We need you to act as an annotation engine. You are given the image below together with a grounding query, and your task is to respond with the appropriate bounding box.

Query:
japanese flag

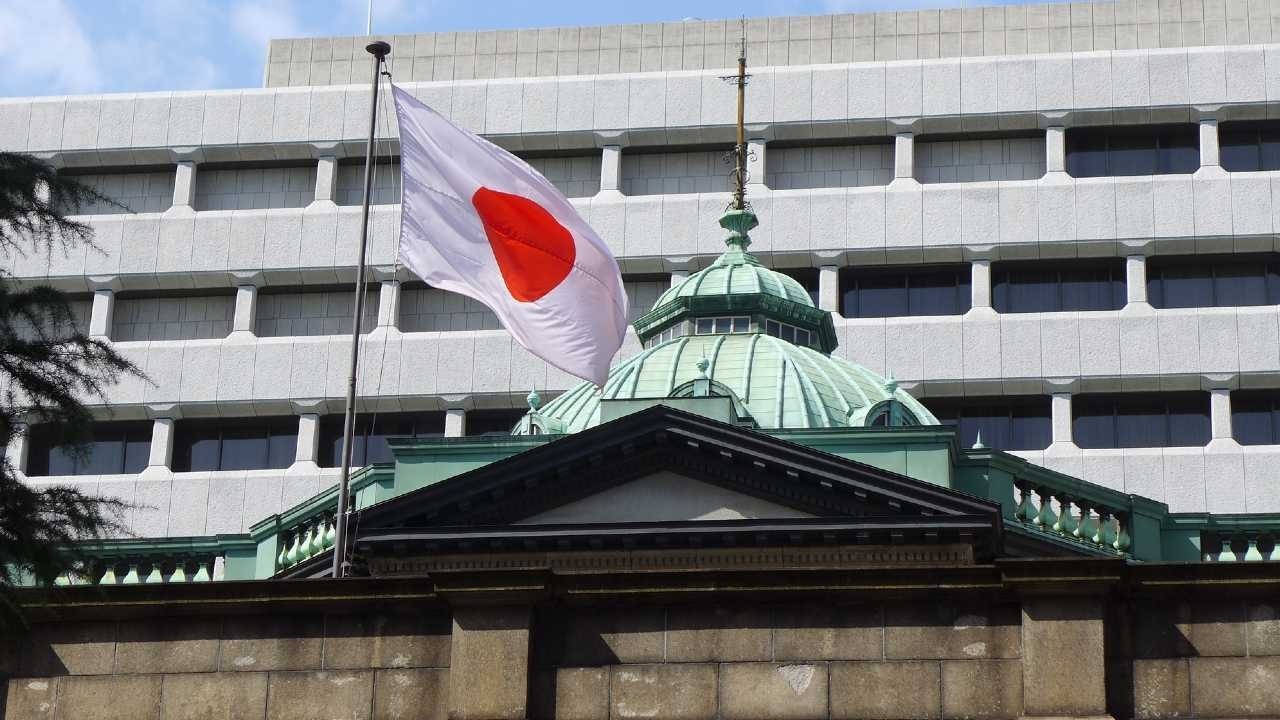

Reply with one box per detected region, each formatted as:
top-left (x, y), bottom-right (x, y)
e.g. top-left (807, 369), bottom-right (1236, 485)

top-left (392, 86), bottom-right (628, 386)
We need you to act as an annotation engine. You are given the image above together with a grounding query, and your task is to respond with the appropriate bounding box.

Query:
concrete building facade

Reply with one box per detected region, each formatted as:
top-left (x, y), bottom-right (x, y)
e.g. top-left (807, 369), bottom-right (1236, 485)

top-left (4, 0), bottom-right (1280, 535)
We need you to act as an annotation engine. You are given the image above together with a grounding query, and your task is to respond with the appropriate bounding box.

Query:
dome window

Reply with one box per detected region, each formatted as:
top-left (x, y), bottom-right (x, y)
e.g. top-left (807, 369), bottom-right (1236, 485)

top-left (645, 323), bottom-right (687, 348)
top-left (695, 316), bottom-right (750, 335)
top-left (866, 400), bottom-right (921, 427)
top-left (764, 319), bottom-right (813, 347)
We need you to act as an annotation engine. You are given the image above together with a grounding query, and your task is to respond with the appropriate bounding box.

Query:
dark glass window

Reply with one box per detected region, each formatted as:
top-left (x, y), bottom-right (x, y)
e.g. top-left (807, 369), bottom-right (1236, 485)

top-left (1072, 393), bottom-right (1210, 449)
top-left (840, 266), bottom-right (971, 318)
top-left (777, 268), bottom-right (820, 306)
top-left (173, 417), bottom-right (299, 472)
top-left (1147, 255), bottom-right (1280, 309)
top-left (1065, 125), bottom-right (1199, 177)
top-left (27, 422), bottom-right (151, 476)
top-left (465, 409), bottom-right (526, 437)
top-left (1231, 390), bottom-right (1280, 445)
top-left (992, 260), bottom-right (1126, 313)
top-left (318, 412), bottom-right (445, 467)
top-left (1219, 122), bottom-right (1280, 172)
top-left (923, 396), bottom-right (1052, 451)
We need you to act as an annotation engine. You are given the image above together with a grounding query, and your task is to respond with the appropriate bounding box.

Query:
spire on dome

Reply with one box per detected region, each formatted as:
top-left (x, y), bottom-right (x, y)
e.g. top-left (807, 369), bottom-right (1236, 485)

top-left (720, 19), bottom-right (757, 252)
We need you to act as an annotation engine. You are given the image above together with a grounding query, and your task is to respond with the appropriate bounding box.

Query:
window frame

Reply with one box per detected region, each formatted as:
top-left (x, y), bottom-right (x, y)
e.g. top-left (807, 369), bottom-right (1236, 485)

top-left (991, 259), bottom-right (1127, 314)
top-left (1146, 254), bottom-right (1280, 309)
top-left (26, 421), bottom-right (152, 477)
top-left (839, 265), bottom-right (972, 318)
top-left (1218, 121), bottom-right (1280, 173)
top-left (172, 417), bottom-right (300, 472)
top-left (1230, 390), bottom-right (1280, 446)
top-left (1071, 392), bottom-right (1211, 449)
top-left (922, 396), bottom-right (1053, 451)
top-left (318, 412), bottom-right (446, 468)
top-left (1064, 124), bottom-right (1200, 178)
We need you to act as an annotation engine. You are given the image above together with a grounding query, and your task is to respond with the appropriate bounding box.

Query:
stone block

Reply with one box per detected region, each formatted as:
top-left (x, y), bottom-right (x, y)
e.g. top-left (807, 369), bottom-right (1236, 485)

top-left (160, 672), bottom-right (268, 720)
top-left (219, 615), bottom-right (324, 672)
top-left (829, 661), bottom-right (941, 719)
top-left (448, 606), bottom-right (530, 720)
top-left (373, 668), bottom-right (448, 720)
top-left (58, 674), bottom-right (162, 720)
top-left (1132, 659), bottom-right (1190, 719)
top-left (719, 663), bottom-right (828, 720)
top-left (884, 601), bottom-right (1019, 660)
top-left (609, 664), bottom-right (717, 720)
top-left (774, 603), bottom-right (882, 661)
top-left (265, 671), bottom-right (374, 720)
top-left (20, 621), bottom-right (117, 676)
top-left (940, 660), bottom-right (1022, 719)
top-left (1248, 601), bottom-right (1280, 655)
top-left (534, 667), bottom-right (607, 720)
top-left (1189, 656), bottom-right (1280, 716)
top-left (1186, 598), bottom-right (1247, 656)
top-left (324, 611), bottom-right (451, 669)
top-left (114, 618), bottom-right (221, 674)
top-left (666, 606), bottom-right (772, 662)
top-left (1021, 597), bottom-right (1106, 717)
top-left (547, 606), bottom-right (664, 666)
top-left (5, 678), bottom-right (58, 719)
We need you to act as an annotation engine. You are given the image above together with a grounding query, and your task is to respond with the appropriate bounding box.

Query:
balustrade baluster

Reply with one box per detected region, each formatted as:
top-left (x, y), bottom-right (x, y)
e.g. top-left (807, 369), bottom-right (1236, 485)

top-left (1219, 535), bottom-right (1238, 562)
top-left (1245, 534), bottom-right (1265, 562)
top-left (1015, 482), bottom-right (1036, 524)
top-left (169, 560), bottom-right (188, 583)
top-left (1076, 505), bottom-right (1094, 542)
top-left (276, 536), bottom-right (290, 570)
top-left (99, 563), bottom-right (118, 585)
top-left (193, 560), bottom-right (211, 582)
top-left (323, 515), bottom-right (336, 549)
top-left (1034, 488), bottom-right (1056, 528)
top-left (1095, 512), bottom-right (1113, 547)
top-left (144, 560), bottom-right (164, 584)
top-left (1053, 496), bottom-right (1076, 536)
top-left (1113, 514), bottom-right (1132, 553)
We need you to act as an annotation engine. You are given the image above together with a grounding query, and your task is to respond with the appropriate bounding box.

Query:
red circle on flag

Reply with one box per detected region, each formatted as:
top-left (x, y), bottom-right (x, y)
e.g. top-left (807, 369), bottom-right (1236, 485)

top-left (471, 187), bottom-right (577, 303)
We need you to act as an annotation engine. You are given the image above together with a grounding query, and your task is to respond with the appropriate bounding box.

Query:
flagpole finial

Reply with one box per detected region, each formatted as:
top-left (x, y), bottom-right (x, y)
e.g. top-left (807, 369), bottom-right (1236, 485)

top-left (366, 40), bottom-right (391, 58)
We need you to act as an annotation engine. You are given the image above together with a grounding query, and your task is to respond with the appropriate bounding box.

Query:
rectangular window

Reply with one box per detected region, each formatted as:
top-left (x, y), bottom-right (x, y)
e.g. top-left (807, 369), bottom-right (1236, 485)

top-left (1219, 122), bottom-right (1280, 172)
top-left (1231, 390), bottom-right (1280, 445)
top-left (1147, 255), bottom-right (1280, 309)
top-left (923, 396), bottom-right (1052, 451)
top-left (992, 260), bottom-right (1126, 313)
top-left (1072, 393), bottom-right (1210, 449)
top-left (318, 412), bottom-right (445, 467)
top-left (465, 409), bottom-right (527, 437)
top-left (1065, 125), bottom-right (1199, 178)
top-left (840, 266), bottom-right (971, 318)
top-left (173, 418), bottom-right (299, 472)
top-left (26, 422), bottom-right (152, 476)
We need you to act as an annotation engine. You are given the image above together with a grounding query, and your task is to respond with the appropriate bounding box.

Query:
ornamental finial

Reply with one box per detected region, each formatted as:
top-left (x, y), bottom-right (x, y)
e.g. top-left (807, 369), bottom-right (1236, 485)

top-left (719, 18), bottom-right (757, 252)
top-left (696, 357), bottom-right (710, 377)
top-left (972, 430), bottom-right (986, 450)
top-left (884, 373), bottom-right (899, 395)
top-left (527, 389), bottom-right (542, 411)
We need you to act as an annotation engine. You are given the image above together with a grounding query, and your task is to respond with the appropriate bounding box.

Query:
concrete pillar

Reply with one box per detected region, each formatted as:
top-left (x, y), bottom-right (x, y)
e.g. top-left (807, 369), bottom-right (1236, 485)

top-left (971, 259), bottom-right (993, 309)
top-left (894, 132), bottom-right (914, 179)
top-left (7, 422), bottom-right (29, 475)
top-left (600, 145), bottom-right (623, 193)
top-left (445, 408), bottom-right (467, 438)
top-left (1045, 126), bottom-right (1066, 174)
top-left (448, 606), bottom-right (532, 720)
top-left (1210, 387), bottom-right (1233, 440)
top-left (295, 413), bottom-right (321, 465)
top-left (818, 264), bottom-right (840, 313)
top-left (173, 160), bottom-right (197, 208)
top-left (1021, 597), bottom-right (1107, 717)
top-left (1051, 392), bottom-right (1073, 445)
top-left (377, 279), bottom-right (401, 329)
top-left (313, 155), bottom-right (339, 204)
top-left (1199, 118), bottom-right (1220, 168)
top-left (1126, 255), bottom-right (1149, 306)
top-left (746, 137), bottom-right (767, 187)
top-left (232, 283), bottom-right (259, 334)
top-left (147, 417), bottom-right (175, 469)
top-left (89, 289), bottom-right (114, 339)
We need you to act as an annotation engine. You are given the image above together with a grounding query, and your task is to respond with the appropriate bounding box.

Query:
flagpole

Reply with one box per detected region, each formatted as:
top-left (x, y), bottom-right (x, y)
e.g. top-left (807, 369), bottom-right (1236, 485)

top-left (333, 39), bottom-right (391, 579)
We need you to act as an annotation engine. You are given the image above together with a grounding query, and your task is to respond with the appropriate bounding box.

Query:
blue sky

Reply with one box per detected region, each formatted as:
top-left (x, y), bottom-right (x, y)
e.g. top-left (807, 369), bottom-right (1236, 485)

top-left (0, 0), bottom-right (1032, 98)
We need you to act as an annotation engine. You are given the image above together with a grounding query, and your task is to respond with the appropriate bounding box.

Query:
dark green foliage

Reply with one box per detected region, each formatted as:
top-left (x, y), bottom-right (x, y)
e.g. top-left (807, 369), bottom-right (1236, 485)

top-left (0, 152), bottom-right (141, 630)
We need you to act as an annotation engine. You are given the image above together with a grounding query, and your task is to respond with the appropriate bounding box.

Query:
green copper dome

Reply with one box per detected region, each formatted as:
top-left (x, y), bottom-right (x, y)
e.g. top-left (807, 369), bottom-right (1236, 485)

top-left (512, 206), bottom-right (939, 436)
top-left (518, 333), bottom-right (938, 434)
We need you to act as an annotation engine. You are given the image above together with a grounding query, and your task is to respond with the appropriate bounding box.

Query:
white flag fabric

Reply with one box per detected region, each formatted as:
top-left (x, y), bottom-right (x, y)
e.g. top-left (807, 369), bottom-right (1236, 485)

top-left (391, 86), bottom-right (628, 386)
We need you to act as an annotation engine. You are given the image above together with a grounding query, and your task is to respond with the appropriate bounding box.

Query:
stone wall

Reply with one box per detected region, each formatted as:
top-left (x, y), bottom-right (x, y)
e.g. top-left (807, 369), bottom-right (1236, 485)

top-left (532, 600), bottom-right (1025, 720)
top-left (1128, 596), bottom-right (1280, 718)
top-left (2, 606), bottom-right (451, 720)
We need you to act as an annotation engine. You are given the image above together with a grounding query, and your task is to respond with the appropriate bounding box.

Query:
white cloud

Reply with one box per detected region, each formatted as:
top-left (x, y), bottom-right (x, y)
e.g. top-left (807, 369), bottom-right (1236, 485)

top-left (232, 0), bottom-right (305, 49)
top-left (0, 0), bottom-right (100, 95)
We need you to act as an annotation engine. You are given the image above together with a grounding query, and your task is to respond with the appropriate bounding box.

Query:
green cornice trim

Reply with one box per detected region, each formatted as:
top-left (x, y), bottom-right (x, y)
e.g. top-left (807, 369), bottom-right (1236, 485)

top-left (633, 293), bottom-right (838, 352)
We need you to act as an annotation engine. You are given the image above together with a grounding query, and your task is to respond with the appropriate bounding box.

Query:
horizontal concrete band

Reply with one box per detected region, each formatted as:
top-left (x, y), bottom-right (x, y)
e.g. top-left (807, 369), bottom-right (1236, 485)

top-left (10, 172), bottom-right (1280, 288)
top-left (4, 45), bottom-right (1280, 158)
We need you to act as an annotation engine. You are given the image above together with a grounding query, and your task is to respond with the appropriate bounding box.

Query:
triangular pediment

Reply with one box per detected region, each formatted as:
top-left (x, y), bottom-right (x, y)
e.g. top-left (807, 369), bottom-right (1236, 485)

top-left (515, 470), bottom-right (815, 525)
